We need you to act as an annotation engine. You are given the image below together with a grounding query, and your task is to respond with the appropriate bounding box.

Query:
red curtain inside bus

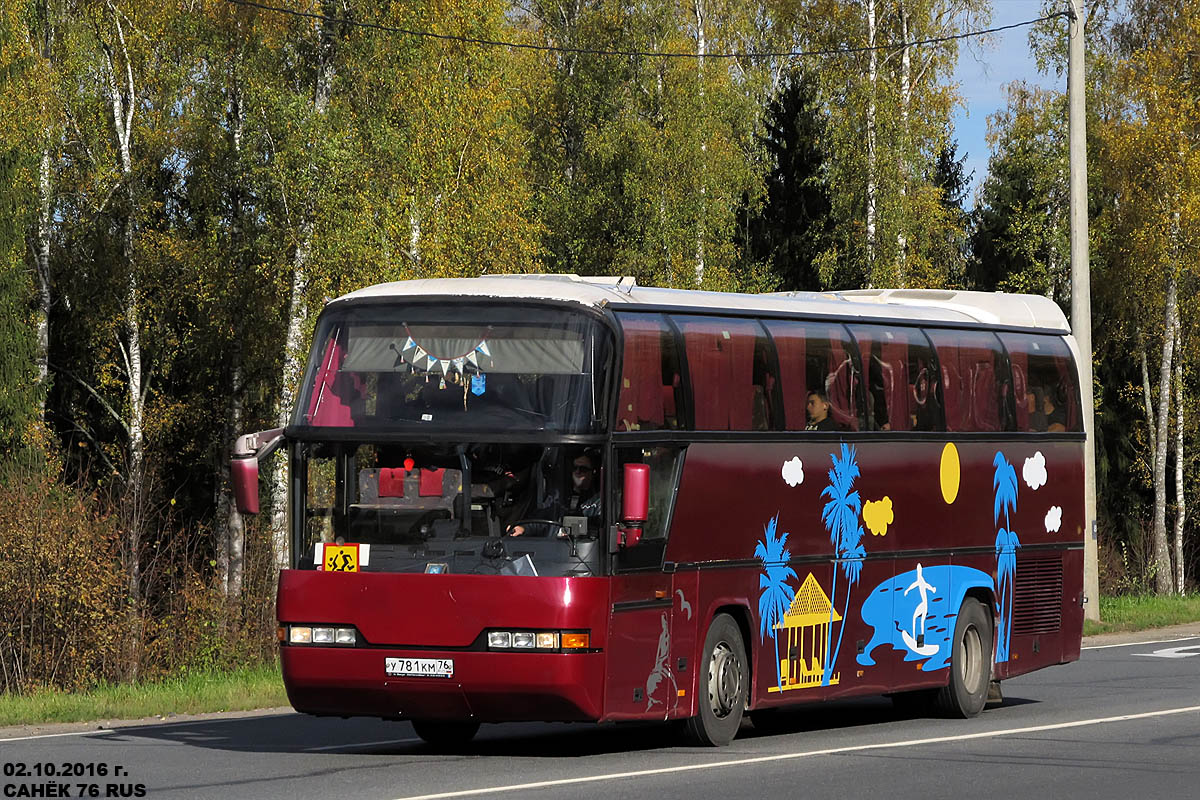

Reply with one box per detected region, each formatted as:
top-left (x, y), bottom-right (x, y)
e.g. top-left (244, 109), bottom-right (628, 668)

top-left (927, 330), bottom-right (1004, 432)
top-left (616, 314), bottom-right (679, 432)
top-left (676, 318), bottom-right (761, 430)
top-left (305, 334), bottom-right (362, 427)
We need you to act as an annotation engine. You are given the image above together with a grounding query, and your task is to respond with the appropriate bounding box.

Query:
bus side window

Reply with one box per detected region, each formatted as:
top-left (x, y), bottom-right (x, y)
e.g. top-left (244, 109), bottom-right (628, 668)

top-left (926, 329), bottom-right (1008, 433)
top-left (675, 316), bottom-right (774, 431)
top-left (997, 333), bottom-right (1081, 432)
top-left (763, 320), bottom-right (859, 431)
top-left (615, 314), bottom-right (682, 432)
top-left (850, 325), bottom-right (942, 431)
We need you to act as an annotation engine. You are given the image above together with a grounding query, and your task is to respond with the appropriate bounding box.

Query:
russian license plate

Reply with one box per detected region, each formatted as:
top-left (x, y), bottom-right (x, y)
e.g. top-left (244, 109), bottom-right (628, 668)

top-left (385, 657), bottom-right (454, 678)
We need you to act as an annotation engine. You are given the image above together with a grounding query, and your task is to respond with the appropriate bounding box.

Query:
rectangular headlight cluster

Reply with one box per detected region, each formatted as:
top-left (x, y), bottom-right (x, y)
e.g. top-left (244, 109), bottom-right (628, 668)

top-left (283, 625), bottom-right (357, 646)
top-left (486, 630), bottom-right (589, 651)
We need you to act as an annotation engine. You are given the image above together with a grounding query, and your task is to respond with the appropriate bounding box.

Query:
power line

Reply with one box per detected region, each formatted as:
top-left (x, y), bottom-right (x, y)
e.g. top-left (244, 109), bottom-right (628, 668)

top-left (223, 0), bottom-right (1071, 61)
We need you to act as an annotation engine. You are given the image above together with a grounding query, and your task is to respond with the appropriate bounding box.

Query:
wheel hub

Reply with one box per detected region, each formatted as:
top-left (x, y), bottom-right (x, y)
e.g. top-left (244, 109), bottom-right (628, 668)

top-left (707, 641), bottom-right (742, 719)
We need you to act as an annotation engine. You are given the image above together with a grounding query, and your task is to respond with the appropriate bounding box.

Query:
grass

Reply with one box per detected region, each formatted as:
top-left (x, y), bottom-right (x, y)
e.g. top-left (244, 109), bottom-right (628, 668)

top-left (0, 663), bottom-right (288, 728)
top-left (1083, 593), bottom-right (1200, 637)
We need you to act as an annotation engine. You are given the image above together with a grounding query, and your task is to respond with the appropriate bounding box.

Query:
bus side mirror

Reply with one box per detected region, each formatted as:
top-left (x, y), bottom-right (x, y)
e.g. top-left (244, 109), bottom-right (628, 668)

top-left (231, 457), bottom-right (260, 514)
top-left (230, 427), bottom-right (285, 515)
top-left (619, 464), bottom-right (650, 548)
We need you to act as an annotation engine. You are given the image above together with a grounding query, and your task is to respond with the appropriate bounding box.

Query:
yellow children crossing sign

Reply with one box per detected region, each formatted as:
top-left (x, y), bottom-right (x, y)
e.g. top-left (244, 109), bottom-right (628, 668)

top-left (321, 543), bottom-right (359, 572)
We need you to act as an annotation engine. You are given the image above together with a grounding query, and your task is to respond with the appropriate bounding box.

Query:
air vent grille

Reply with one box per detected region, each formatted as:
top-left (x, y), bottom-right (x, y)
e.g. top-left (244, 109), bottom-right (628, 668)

top-left (1012, 555), bottom-right (1063, 636)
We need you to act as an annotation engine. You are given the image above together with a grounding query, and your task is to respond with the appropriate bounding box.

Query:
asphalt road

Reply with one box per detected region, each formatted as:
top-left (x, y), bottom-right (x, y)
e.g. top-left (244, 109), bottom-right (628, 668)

top-left (3, 633), bottom-right (1200, 800)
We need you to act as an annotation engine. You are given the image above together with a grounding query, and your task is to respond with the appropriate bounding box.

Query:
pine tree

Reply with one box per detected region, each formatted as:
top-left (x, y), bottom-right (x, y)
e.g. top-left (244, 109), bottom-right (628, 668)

top-left (742, 69), bottom-right (834, 291)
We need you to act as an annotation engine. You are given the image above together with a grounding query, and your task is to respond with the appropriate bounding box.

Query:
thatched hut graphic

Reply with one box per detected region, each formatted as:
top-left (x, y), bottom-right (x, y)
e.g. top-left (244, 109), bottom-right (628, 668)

top-left (769, 572), bottom-right (841, 692)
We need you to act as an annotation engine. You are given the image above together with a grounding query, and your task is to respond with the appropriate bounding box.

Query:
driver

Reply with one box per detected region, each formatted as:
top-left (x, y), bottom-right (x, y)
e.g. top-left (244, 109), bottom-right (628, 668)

top-left (508, 449), bottom-right (601, 537)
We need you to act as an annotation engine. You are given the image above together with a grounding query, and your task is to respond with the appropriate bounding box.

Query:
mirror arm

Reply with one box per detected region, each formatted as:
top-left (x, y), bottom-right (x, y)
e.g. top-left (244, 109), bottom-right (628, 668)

top-left (234, 427), bottom-right (285, 462)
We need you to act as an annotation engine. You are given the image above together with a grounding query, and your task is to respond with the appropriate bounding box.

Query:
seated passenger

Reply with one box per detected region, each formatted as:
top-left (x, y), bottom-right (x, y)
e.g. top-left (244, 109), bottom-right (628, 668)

top-left (508, 449), bottom-right (602, 537)
top-left (1027, 386), bottom-right (1066, 432)
top-left (1024, 386), bottom-right (1062, 432)
top-left (806, 390), bottom-right (838, 431)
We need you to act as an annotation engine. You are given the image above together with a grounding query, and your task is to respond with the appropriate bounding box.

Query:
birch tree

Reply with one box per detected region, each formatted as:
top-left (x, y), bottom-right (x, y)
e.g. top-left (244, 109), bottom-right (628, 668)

top-left (1096, 0), bottom-right (1200, 594)
top-left (811, 0), bottom-right (986, 289)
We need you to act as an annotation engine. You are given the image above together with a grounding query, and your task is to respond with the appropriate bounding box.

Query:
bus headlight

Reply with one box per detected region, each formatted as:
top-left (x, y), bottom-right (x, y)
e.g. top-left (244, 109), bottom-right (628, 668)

top-left (284, 625), bottom-right (357, 646)
top-left (486, 630), bottom-right (589, 651)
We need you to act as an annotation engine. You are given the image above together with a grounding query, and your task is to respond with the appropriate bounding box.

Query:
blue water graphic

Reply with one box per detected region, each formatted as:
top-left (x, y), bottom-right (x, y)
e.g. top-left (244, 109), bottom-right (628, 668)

top-left (858, 564), bottom-right (995, 673)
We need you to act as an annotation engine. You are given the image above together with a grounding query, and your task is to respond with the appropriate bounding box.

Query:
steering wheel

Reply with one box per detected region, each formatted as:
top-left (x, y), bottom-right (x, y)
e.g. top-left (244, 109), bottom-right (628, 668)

top-left (506, 519), bottom-right (566, 538)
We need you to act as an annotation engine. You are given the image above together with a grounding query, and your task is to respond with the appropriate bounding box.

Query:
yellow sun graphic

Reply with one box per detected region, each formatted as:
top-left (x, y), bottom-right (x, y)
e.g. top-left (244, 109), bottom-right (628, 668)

top-left (940, 442), bottom-right (960, 504)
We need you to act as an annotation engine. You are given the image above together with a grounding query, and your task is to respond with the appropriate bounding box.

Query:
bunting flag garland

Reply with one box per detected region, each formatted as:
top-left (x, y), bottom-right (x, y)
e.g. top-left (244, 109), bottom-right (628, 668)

top-left (397, 325), bottom-right (493, 377)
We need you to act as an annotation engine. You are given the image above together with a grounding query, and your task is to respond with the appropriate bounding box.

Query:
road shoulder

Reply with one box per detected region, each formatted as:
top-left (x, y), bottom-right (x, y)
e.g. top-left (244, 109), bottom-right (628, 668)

top-left (0, 706), bottom-right (295, 741)
top-left (1082, 621), bottom-right (1200, 648)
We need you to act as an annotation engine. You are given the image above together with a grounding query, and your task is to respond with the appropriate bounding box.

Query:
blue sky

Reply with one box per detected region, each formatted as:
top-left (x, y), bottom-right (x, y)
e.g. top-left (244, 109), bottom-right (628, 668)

top-left (951, 0), bottom-right (1060, 202)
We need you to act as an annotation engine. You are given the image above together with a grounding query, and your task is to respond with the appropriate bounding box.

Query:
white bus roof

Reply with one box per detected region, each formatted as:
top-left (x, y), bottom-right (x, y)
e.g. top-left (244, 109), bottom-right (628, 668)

top-left (332, 275), bottom-right (1070, 333)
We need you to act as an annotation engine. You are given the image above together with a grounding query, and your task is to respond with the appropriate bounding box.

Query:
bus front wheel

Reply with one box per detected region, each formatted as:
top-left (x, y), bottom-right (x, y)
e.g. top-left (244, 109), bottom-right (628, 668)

top-left (411, 719), bottom-right (480, 748)
top-left (685, 614), bottom-right (748, 746)
top-left (934, 597), bottom-right (992, 718)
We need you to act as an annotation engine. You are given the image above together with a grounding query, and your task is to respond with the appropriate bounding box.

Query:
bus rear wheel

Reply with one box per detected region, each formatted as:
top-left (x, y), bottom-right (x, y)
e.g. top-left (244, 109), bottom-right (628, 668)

top-left (684, 614), bottom-right (748, 747)
top-left (411, 719), bottom-right (480, 748)
top-left (934, 597), bottom-right (992, 718)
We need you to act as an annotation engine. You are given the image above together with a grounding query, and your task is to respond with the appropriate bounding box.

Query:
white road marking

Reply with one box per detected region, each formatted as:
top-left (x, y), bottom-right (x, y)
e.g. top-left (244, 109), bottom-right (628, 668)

top-left (0, 728), bottom-right (115, 743)
top-left (1134, 644), bottom-right (1200, 659)
top-left (392, 705), bottom-right (1200, 800)
top-left (1083, 635), bottom-right (1200, 651)
top-left (306, 737), bottom-right (421, 751)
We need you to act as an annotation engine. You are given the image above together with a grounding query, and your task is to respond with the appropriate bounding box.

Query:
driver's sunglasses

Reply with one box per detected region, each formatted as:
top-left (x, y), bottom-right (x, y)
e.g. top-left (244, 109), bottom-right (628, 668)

top-left (572, 465), bottom-right (594, 474)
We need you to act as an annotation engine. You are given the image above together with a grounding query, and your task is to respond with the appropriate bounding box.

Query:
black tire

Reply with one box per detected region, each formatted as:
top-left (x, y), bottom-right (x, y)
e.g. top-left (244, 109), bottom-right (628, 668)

top-left (411, 719), bottom-right (481, 748)
top-left (933, 597), bottom-right (992, 718)
top-left (889, 688), bottom-right (937, 717)
top-left (684, 614), bottom-right (748, 746)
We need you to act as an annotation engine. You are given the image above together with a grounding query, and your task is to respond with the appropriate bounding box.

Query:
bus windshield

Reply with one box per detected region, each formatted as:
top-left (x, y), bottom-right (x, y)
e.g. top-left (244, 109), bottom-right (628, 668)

top-left (299, 440), bottom-right (606, 579)
top-left (294, 304), bottom-right (614, 434)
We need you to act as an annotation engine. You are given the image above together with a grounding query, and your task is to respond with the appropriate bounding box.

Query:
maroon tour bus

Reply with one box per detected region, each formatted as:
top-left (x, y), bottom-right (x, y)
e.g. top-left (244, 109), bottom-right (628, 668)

top-left (232, 276), bottom-right (1084, 747)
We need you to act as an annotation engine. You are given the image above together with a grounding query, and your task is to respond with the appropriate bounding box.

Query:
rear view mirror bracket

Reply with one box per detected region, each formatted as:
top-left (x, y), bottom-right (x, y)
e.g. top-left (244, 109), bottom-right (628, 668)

top-left (231, 427), bottom-right (285, 515)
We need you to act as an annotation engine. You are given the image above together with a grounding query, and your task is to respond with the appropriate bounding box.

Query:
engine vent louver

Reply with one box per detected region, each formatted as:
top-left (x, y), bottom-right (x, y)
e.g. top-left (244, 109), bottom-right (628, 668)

top-left (1011, 555), bottom-right (1063, 636)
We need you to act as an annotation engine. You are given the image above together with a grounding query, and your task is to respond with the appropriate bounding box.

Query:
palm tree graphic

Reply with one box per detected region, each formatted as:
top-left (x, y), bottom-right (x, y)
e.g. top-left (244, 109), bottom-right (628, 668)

top-left (755, 514), bottom-right (797, 691)
top-left (992, 451), bottom-right (1020, 662)
top-left (820, 444), bottom-right (866, 687)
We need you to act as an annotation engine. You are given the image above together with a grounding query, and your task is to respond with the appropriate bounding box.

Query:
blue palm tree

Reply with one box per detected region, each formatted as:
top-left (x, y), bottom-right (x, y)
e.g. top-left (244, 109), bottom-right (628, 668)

top-left (992, 452), bottom-right (1020, 662)
top-left (820, 444), bottom-right (866, 686)
top-left (755, 514), bottom-right (797, 690)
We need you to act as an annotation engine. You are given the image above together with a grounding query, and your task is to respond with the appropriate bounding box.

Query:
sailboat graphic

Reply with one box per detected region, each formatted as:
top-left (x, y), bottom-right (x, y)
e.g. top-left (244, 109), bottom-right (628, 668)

top-left (899, 563), bottom-right (940, 657)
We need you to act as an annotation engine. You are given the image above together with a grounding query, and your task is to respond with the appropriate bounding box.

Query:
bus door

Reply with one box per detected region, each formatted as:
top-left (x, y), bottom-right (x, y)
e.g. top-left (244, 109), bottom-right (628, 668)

top-left (604, 445), bottom-right (687, 721)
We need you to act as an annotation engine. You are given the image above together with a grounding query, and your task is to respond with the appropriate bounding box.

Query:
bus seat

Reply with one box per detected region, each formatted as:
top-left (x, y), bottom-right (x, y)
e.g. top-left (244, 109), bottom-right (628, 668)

top-left (379, 467), bottom-right (406, 498)
top-left (661, 383), bottom-right (676, 418)
top-left (826, 360), bottom-right (858, 431)
top-left (751, 385), bottom-right (769, 431)
top-left (419, 468), bottom-right (447, 497)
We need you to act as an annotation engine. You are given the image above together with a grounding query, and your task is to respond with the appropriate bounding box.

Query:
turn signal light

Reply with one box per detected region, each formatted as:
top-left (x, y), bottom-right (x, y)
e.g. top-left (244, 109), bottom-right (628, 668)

top-left (560, 633), bottom-right (590, 649)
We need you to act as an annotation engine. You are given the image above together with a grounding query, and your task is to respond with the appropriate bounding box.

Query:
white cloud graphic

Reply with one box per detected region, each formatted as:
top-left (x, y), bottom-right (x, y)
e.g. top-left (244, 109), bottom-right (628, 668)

top-left (1023, 451), bottom-right (1048, 490)
top-left (782, 457), bottom-right (804, 487)
top-left (1045, 506), bottom-right (1062, 533)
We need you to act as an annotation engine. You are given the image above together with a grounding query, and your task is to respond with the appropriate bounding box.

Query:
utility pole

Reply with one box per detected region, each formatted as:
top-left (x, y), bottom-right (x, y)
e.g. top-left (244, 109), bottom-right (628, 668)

top-left (1069, 0), bottom-right (1099, 621)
